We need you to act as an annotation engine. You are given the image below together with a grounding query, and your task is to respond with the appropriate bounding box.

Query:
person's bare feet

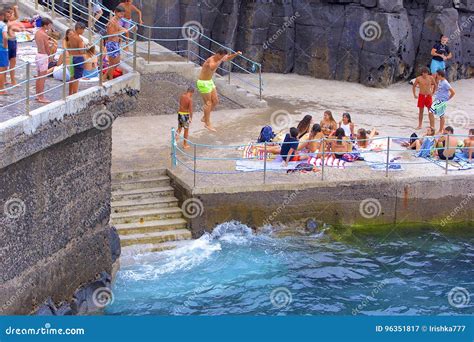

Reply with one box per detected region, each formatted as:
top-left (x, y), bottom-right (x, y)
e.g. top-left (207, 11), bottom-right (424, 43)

top-left (416, 126), bottom-right (422, 130)
top-left (204, 124), bottom-right (217, 132)
top-left (36, 97), bottom-right (52, 103)
top-left (183, 144), bottom-right (190, 149)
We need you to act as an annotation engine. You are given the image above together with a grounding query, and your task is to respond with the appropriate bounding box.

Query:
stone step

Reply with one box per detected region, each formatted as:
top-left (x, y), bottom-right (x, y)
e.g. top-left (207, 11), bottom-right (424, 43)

top-left (111, 196), bottom-right (179, 213)
top-left (112, 169), bottom-right (167, 182)
top-left (115, 218), bottom-right (188, 235)
top-left (121, 240), bottom-right (192, 255)
top-left (111, 207), bottom-right (183, 224)
top-left (112, 186), bottom-right (175, 202)
top-left (120, 229), bottom-right (192, 247)
top-left (111, 176), bottom-right (170, 191)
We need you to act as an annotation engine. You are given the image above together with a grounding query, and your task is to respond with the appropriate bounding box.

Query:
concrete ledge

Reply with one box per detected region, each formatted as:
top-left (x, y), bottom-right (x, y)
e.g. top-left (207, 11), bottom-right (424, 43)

top-left (168, 168), bottom-right (474, 237)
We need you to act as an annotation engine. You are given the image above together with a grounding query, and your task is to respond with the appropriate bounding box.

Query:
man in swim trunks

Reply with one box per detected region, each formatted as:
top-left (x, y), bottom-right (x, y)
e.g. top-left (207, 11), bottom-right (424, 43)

top-left (176, 86), bottom-right (195, 149)
top-left (413, 67), bottom-right (437, 130)
top-left (435, 126), bottom-right (457, 160)
top-left (34, 17), bottom-right (53, 103)
top-left (5, 5), bottom-right (19, 86)
top-left (67, 22), bottom-right (86, 95)
top-left (429, 70), bottom-right (455, 134)
top-left (104, 6), bottom-right (128, 81)
top-left (118, 0), bottom-right (142, 49)
top-left (197, 48), bottom-right (241, 131)
top-left (430, 36), bottom-right (452, 75)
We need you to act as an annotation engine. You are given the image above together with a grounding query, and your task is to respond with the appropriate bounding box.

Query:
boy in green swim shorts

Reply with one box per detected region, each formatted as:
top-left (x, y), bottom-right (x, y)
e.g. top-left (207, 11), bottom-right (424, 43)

top-left (176, 87), bottom-right (194, 149)
top-left (197, 48), bottom-right (242, 132)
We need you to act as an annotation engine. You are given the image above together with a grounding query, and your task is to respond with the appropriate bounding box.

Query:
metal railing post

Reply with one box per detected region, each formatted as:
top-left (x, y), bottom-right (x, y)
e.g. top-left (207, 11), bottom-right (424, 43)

top-left (321, 138), bottom-right (325, 181)
top-left (62, 50), bottom-right (67, 100)
top-left (263, 142), bottom-right (267, 184)
top-left (35, 0), bottom-right (38, 10)
top-left (99, 38), bottom-right (104, 86)
top-left (445, 134), bottom-right (449, 175)
top-left (259, 64), bottom-right (262, 101)
top-left (51, 0), bottom-right (55, 18)
top-left (187, 39), bottom-right (191, 63)
top-left (193, 144), bottom-right (197, 188)
top-left (133, 29), bottom-right (137, 71)
top-left (88, 0), bottom-right (93, 42)
top-left (25, 62), bottom-right (31, 115)
top-left (69, 0), bottom-right (73, 25)
top-left (385, 137), bottom-right (390, 177)
top-left (228, 62), bottom-right (231, 84)
top-left (171, 128), bottom-right (177, 167)
top-left (147, 27), bottom-right (152, 64)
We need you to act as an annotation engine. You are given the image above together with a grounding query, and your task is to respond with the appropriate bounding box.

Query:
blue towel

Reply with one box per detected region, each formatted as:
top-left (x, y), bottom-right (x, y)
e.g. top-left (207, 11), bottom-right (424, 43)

top-left (416, 138), bottom-right (435, 158)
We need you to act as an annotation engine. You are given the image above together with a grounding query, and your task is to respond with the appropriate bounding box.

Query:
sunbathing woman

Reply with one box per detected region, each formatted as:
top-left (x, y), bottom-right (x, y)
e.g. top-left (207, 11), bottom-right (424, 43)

top-left (330, 128), bottom-right (352, 159)
top-left (403, 127), bottom-right (435, 151)
top-left (355, 128), bottom-right (379, 149)
top-left (463, 128), bottom-right (474, 162)
top-left (83, 45), bottom-right (99, 79)
top-left (297, 114), bottom-right (313, 140)
top-left (298, 124), bottom-right (325, 158)
top-left (320, 110), bottom-right (337, 136)
top-left (339, 112), bottom-right (355, 138)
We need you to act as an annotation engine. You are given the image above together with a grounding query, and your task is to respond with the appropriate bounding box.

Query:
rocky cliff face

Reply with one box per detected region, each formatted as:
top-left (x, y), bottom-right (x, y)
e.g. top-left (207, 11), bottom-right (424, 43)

top-left (140, 0), bottom-right (474, 87)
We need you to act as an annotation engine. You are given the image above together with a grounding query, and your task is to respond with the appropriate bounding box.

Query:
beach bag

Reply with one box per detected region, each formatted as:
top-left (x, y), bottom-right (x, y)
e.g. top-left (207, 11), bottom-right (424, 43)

top-left (287, 163), bottom-right (315, 174)
top-left (342, 153), bottom-right (357, 162)
top-left (258, 126), bottom-right (275, 143)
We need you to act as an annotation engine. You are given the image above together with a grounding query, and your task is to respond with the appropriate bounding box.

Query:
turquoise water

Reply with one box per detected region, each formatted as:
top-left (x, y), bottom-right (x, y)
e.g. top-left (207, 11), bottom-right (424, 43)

top-left (106, 222), bottom-right (474, 316)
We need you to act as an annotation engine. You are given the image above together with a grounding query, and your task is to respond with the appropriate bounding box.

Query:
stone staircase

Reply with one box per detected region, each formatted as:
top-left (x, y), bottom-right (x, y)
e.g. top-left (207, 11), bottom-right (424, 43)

top-left (111, 169), bottom-right (192, 253)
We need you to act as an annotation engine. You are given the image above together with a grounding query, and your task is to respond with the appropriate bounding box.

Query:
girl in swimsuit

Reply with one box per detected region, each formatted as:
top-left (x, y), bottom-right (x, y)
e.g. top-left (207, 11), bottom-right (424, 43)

top-left (320, 110), bottom-right (337, 136)
top-left (339, 112), bottom-right (355, 139)
top-left (330, 128), bottom-right (352, 159)
top-left (298, 124), bottom-right (325, 158)
top-left (296, 115), bottom-right (313, 140)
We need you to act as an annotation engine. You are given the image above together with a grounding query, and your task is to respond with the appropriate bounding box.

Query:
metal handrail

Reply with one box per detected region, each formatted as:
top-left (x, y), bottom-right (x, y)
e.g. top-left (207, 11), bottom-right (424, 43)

top-left (170, 128), bottom-right (474, 187)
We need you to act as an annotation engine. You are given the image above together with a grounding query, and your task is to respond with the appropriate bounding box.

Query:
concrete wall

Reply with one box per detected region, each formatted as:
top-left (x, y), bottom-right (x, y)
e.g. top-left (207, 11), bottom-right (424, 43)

top-left (168, 171), bottom-right (474, 238)
top-left (0, 69), bottom-right (139, 315)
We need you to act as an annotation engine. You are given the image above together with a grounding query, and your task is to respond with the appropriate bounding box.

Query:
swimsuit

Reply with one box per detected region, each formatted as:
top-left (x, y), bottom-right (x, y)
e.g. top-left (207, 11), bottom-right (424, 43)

top-left (430, 99), bottom-right (448, 118)
top-left (105, 41), bottom-right (121, 58)
top-left (178, 112), bottom-right (190, 129)
top-left (83, 68), bottom-right (99, 78)
top-left (7, 39), bottom-right (17, 60)
top-left (417, 94), bottom-right (433, 109)
top-left (196, 79), bottom-right (216, 94)
top-left (72, 56), bottom-right (85, 80)
top-left (438, 140), bottom-right (455, 160)
top-left (35, 53), bottom-right (49, 72)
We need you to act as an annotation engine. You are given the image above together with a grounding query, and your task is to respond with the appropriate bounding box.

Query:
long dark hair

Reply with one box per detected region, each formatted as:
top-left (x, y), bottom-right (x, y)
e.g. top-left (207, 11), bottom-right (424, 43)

top-left (342, 112), bottom-right (352, 123)
top-left (297, 115), bottom-right (313, 138)
top-left (335, 128), bottom-right (345, 144)
top-left (310, 124), bottom-right (321, 137)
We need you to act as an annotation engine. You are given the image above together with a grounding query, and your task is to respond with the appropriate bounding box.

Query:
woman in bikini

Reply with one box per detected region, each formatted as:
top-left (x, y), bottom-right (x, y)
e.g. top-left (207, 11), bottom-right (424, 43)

top-left (355, 128), bottom-right (378, 150)
top-left (296, 115), bottom-right (313, 140)
top-left (298, 124), bottom-right (325, 159)
top-left (83, 45), bottom-right (99, 79)
top-left (403, 127), bottom-right (435, 151)
top-left (320, 110), bottom-right (337, 136)
top-left (330, 128), bottom-right (352, 159)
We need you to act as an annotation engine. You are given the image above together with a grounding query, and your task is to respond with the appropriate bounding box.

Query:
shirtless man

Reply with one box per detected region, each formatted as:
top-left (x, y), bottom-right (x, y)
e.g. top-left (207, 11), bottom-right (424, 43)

top-left (117, 0), bottom-right (143, 46)
top-left (176, 87), bottom-right (195, 149)
top-left (34, 17), bottom-right (53, 103)
top-left (413, 67), bottom-right (437, 130)
top-left (197, 49), bottom-right (241, 131)
top-left (5, 5), bottom-right (19, 85)
top-left (104, 6), bottom-right (128, 81)
top-left (435, 126), bottom-right (457, 160)
top-left (67, 22), bottom-right (86, 95)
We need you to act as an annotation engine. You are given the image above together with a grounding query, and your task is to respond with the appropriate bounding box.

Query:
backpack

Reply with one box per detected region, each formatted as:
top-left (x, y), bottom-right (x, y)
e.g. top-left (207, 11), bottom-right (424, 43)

top-left (258, 126), bottom-right (275, 143)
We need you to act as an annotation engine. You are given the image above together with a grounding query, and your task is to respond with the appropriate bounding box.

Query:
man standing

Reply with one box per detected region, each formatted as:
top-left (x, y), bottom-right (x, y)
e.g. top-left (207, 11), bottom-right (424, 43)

top-left (34, 17), bottom-right (53, 103)
top-left (176, 87), bottom-right (195, 149)
top-left (104, 6), bottom-right (128, 81)
top-left (430, 35), bottom-right (452, 75)
top-left (0, 8), bottom-right (8, 95)
top-left (68, 22), bottom-right (86, 95)
top-left (429, 70), bottom-right (455, 133)
top-left (413, 67), bottom-right (437, 129)
top-left (196, 49), bottom-right (241, 131)
top-left (5, 4), bottom-right (19, 86)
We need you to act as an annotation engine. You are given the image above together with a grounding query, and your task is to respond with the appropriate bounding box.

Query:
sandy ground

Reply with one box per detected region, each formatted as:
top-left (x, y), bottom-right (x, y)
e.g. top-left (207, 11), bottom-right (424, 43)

top-left (112, 73), bottom-right (473, 186)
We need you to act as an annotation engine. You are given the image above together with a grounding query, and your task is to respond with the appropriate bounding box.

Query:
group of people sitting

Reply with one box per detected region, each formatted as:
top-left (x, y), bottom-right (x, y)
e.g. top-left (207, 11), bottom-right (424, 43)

top-left (259, 111), bottom-right (378, 168)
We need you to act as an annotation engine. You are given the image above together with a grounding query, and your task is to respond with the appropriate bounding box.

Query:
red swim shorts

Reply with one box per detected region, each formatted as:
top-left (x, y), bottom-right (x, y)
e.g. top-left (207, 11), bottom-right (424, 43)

top-left (417, 94), bottom-right (433, 109)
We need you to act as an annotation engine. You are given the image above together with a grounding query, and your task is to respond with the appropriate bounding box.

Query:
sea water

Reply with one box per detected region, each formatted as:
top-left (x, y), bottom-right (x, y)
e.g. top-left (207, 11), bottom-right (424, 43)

top-left (106, 222), bottom-right (474, 315)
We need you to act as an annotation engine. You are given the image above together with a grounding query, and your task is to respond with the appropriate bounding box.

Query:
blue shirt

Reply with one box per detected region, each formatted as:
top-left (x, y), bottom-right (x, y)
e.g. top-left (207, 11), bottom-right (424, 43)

top-left (435, 79), bottom-right (452, 102)
top-left (280, 134), bottom-right (299, 161)
top-left (0, 22), bottom-right (7, 51)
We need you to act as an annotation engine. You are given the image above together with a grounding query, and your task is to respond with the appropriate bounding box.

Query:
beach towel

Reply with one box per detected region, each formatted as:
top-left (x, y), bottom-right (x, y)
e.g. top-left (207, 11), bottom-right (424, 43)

top-left (241, 142), bottom-right (276, 161)
top-left (235, 160), bottom-right (299, 172)
top-left (423, 156), bottom-right (473, 171)
top-left (308, 156), bottom-right (348, 170)
top-left (416, 137), bottom-right (435, 158)
top-left (363, 150), bottom-right (404, 171)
